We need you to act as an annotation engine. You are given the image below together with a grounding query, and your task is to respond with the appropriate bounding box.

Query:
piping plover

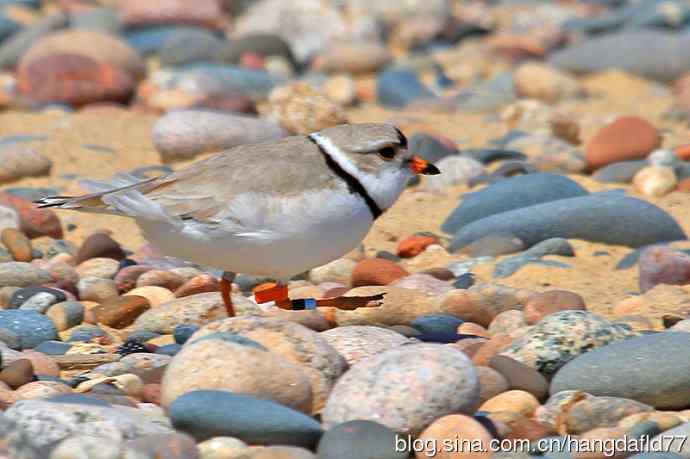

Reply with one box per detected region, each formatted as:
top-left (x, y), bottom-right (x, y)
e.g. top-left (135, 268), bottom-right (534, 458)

top-left (36, 123), bottom-right (439, 316)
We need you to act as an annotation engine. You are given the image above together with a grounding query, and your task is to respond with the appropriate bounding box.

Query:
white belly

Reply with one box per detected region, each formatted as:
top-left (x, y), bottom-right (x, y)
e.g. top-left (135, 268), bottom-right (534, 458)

top-left (136, 189), bottom-right (373, 279)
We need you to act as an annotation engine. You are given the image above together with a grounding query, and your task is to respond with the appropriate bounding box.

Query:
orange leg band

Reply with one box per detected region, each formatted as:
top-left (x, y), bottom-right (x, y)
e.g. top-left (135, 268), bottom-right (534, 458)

top-left (254, 282), bottom-right (289, 304)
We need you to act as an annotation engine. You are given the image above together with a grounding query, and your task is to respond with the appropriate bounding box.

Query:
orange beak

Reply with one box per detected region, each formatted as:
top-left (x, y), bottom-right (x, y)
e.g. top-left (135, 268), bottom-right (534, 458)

top-left (409, 155), bottom-right (440, 175)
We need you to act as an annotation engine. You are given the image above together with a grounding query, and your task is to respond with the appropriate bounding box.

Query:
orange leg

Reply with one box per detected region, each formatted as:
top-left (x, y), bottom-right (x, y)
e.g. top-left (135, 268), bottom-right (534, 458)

top-left (220, 271), bottom-right (236, 317)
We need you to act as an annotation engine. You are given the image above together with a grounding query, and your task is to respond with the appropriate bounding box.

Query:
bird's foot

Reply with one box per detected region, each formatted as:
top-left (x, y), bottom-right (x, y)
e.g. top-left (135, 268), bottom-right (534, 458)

top-left (252, 281), bottom-right (385, 311)
top-left (275, 293), bottom-right (386, 311)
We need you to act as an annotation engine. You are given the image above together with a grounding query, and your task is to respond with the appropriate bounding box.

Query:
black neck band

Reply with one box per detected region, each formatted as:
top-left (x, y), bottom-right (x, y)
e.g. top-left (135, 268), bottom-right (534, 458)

top-left (308, 135), bottom-right (383, 220)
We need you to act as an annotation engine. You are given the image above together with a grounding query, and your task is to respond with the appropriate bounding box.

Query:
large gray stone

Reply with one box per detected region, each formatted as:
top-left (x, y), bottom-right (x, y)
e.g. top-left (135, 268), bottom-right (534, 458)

top-left (549, 31), bottom-right (690, 82)
top-left (449, 194), bottom-right (686, 252)
top-left (321, 343), bottom-right (480, 435)
top-left (4, 400), bottom-right (173, 450)
top-left (551, 332), bottom-right (690, 409)
top-left (170, 390), bottom-right (323, 447)
top-left (442, 173), bottom-right (588, 235)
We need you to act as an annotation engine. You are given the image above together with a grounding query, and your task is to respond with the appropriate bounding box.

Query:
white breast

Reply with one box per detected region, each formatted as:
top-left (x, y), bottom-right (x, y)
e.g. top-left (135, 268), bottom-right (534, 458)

top-left (136, 186), bottom-right (373, 280)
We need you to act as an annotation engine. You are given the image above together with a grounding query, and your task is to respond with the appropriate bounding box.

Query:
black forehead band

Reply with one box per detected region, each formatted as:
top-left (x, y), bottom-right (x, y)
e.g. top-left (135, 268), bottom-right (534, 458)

top-left (394, 127), bottom-right (407, 149)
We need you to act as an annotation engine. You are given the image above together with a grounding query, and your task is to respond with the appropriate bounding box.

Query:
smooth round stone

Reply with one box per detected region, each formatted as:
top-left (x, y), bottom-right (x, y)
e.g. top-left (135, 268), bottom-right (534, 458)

top-left (638, 245), bottom-right (690, 293)
top-left (460, 233), bottom-right (525, 258)
top-left (50, 435), bottom-right (123, 459)
top-left (155, 343), bottom-right (182, 356)
top-left (34, 340), bottom-right (71, 356)
top-left (170, 390), bottom-right (323, 446)
top-left (449, 194), bottom-right (686, 253)
top-left (585, 116), bottom-right (661, 170)
top-left (309, 258), bottom-right (356, 286)
top-left (549, 31), bottom-right (690, 82)
top-left (593, 160), bottom-right (648, 184)
top-left (161, 335), bottom-right (313, 412)
top-left (266, 81), bottom-right (347, 134)
top-left (514, 62), bottom-right (582, 103)
top-left (16, 380), bottom-right (72, 400)
top-left (500, 311), bottom-right (636, 377)
top-left (417, 414), bottom-right (493, 459)
top-left (188, 316), bottom-right (347, 413)
top-left (174, 324), bottom-right (199, 345)
top-left (133, 292), bottom-right (259, 334)
top-left (317, 420), bottom-right (407, 459)
top-left (21, 29), bottom-right (145, 80)
top-left (17, 53), bottom-right (133, 107)
top-left (322, 343), bottom-right (480, 435)
top-left (0, 358), bottom-right (33, 389)
top-left (0, 261), bottom-right (51, 287)
top-left (390, 273), bottom-right (453, 297)
top-left (45, 301), bottom-right (85, 332)
top-left (152, 110), bottom-right (287, 161)
top-left (564, 396), bottom-right (653, 434)
top-left (453, 273), bottom-right (475, 289)
top-left (4, 399), bottom-right (173, 449)
top-left (124, 286), bottom-right (175, 307)
top-left (633, 166), bottom-right (678, 197)
top-left (442, 173), bottom-right (588, 235)
top-left (76, 257), bottom-right (119, 279)
top-left (477, 366), bottom-right (510, 405)
top-left (488, 310), bottom-right (527, 336)
top-left (92, 353), bottom-right (171, 380)
top-left (0, 310), bottom-right (57, 350)
top-left (523, 290), bottom-right (587, 325)
top-left (411, 314), bottom-right (464, 336)
top-left (1, 228), bottom-right (32, 262)
top-left (173, 273), bottom-right (219, 298)
top-left (480, 390), bottom-right (540, 418)
top-left (118, 0), bottom-right (223, 29)
top-left (126, 25), bottom-right (220, 55)
top-left (10, 286), bottom-right (65, 309)
top-left (0, 143), bottom-right (52, 184)
top-left (351, 258), bottom-right (409, 287)
top-left (313, 41), bottom-right (392, 75)
top-left (93, 295), bottom-right (150, 329)
top-left (67, 325), bottom-right (108, 343)
top-left (121, 432), bottom-right (200, 459)
top-left (197, 436), bottom-right (249, 459)
top-left (551, 332), bottom-right (690, 409)
top-left (136, 269), bottom-right (185, 290)
top-left (377, 69), bottom-right (436, 108)
top-left (77, 277), bottom-right (118, 303)
top-left (320, 325), bottom-right (408, 366)
top-left (126, 330), bottom-right (160, 343)
top-left (157, 28), bottom-right (226, 66)
top-left (489, 355), bottom-right (549, 401)
top-left (75, 233), bottom-right (125, 265)
top-left (440, 283), bottom-right (532, 329)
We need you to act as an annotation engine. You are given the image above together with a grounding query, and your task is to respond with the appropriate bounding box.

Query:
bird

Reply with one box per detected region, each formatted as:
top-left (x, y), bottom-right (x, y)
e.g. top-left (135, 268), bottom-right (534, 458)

top-left (35, 123), bottom-right (440, 317)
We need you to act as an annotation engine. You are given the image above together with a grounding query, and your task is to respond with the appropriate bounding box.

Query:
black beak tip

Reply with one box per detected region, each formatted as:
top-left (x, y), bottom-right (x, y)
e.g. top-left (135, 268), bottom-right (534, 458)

top-left (424, 163), bottom-right (441, 175)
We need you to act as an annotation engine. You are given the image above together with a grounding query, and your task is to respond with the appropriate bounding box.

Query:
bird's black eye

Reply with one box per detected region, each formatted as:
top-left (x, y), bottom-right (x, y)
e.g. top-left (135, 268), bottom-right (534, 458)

top-left (378, 146), bottom-right (397, 160)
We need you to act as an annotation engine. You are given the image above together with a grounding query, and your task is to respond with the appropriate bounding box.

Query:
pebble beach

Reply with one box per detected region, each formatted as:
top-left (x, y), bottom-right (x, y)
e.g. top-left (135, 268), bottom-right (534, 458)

top-left (3, 0), bottom-right (690, 458)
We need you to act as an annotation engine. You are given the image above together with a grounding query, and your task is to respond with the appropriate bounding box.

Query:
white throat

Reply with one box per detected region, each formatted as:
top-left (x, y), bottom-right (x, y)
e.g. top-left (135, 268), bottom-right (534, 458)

top-left (309, 132), bottom-right (411, 212)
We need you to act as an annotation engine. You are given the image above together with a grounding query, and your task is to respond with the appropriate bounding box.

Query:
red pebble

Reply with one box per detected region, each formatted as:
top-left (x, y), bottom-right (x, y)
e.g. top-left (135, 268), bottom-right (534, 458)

top-left (397, 234), bottom-right (440, 258)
